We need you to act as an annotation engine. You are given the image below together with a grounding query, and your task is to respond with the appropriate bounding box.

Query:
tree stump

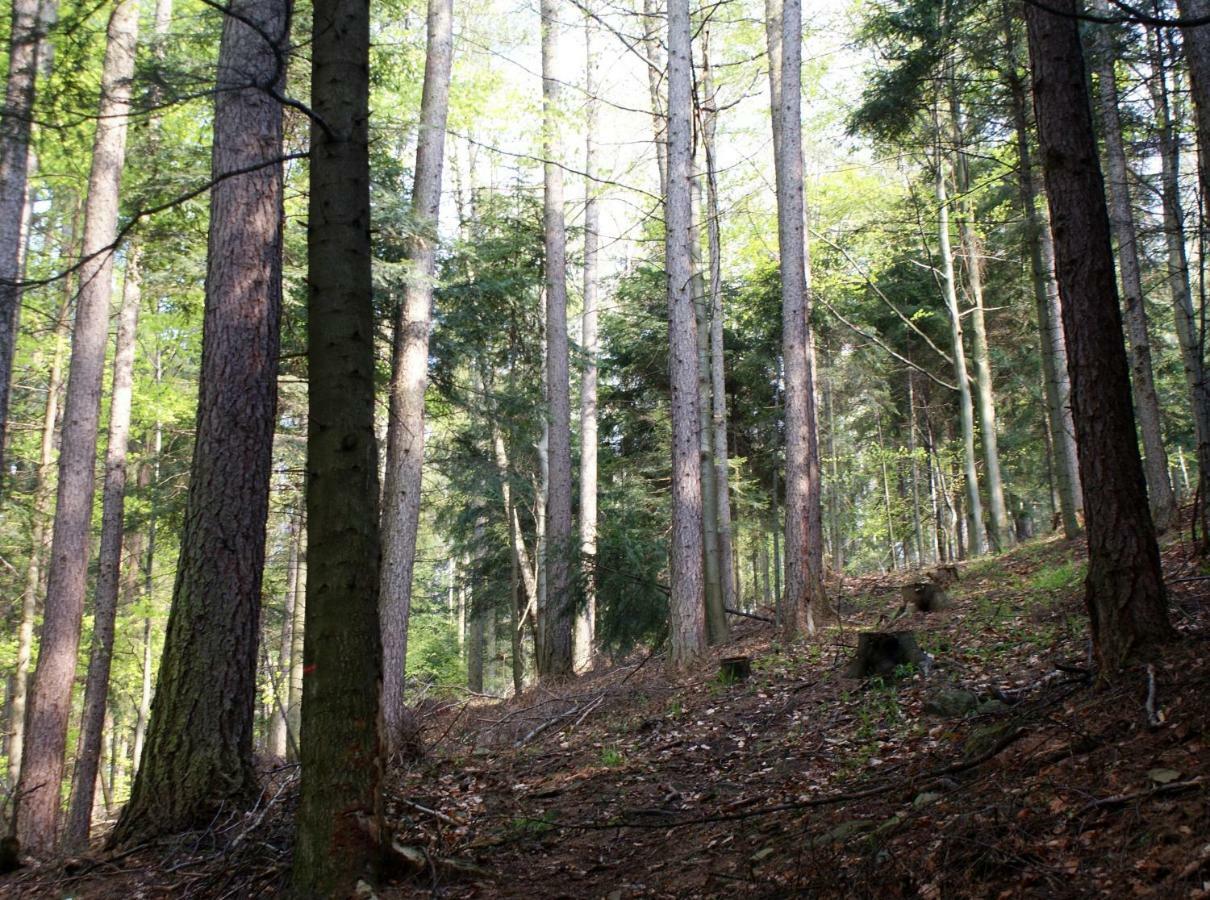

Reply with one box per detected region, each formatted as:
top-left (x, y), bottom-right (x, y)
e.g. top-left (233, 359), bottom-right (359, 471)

top-left (845, 631), bottom-right (925, 678)
top-left (719, 655), bottom-right (752, 682)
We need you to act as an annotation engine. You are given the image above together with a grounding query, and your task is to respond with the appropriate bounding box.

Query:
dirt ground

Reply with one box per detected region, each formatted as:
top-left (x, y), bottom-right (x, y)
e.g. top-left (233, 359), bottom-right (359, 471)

top-left (6, 527), bottom-right (1210, 898)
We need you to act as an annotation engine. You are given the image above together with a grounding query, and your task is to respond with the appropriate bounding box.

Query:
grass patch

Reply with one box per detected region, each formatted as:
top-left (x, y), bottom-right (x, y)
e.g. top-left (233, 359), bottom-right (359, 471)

top-left (1029, 560), bottom-right (1085, 592)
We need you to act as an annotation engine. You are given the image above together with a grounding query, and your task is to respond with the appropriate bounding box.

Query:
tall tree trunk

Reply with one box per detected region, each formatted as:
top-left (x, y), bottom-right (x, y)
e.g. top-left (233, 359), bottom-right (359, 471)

top-left (287, 540), bottom-right (306, 761)
top-left (467, 513), bottom-right (486, 693)
top-left (1090, 2), bottom-right (1177, 531)
top-left (539, 0), bottom-right (574, 679)
top-left (950, 95), bottom-right (1010, 551)
top-left (0, 0), bottom-right (54, 488)
top-left (1004, 38), bottom-right (1083, 538)
top-left (666, 0), bottom-right (707, 667)
top-left (291, 0), bottom-right (384, 885)
top-left (701, 32), bottom-right (737, 618)
top-left (769, 0), bottom-right (829, 637)
top-left (935, 153), bottom-right (986, 556)
top-left (14, 0), bottom-right (138, 854)
top-left (132, 429), bottom-right (158, 777)
top-left (64, 250), bottom-right (140, 848)
top-left (1149, 25), bottom-right (1210, 546)
top-left (823, 370), bottom-right (844, 571)
top-left (380, 0), bottom-right (453, 753)
top-left (641, 0), bottom-right (668, 194)
top-left (1026, 0), bottom-right (1174, 674)
top-left (8, 206), bottom-right (74, 791)
top-left (268, 513), bottom-right (301, 758)
top-left (112, 0), bottom-right (287, 844)
top-left (1176, 0), bottom-right (1210, 226)
top-left (692, 177), bottom-right (728, 644)
top-left (908, 374), bottom-right (926, 564)
top-left (576, 12), bottom-right (599, 672)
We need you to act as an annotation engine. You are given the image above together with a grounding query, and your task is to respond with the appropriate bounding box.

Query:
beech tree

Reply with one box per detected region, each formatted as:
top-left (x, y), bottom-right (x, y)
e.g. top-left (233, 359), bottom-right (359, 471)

top-left (1025, 0), bottom-right (1174, 673)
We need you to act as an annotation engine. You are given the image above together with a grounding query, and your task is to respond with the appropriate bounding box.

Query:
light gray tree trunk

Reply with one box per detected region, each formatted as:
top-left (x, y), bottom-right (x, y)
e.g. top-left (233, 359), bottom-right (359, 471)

top-left (642, 0), bottom-right (668, 194)
top-left (1091, 5), bottom-right (1177, 531)
top-left (950, 95), bottom-right (1010, 550)
top-left (286, 540), bottom-right (305, 759)
top-left (0, 0), bottom-right (55, 486)
top-left (8, 202), bottom-right (74, 792)
top-left (1149, 26), bottom-right (1210, 544)
top-left (665, 0), bottom-right (707, 667)
top-left (935, 153), bottom-right (986, 556)
top-left (268, 513), bottom-right (301, 758)
top-left (539, 0), bottom-right (574, 678)
top-left (132, 418), bottom-right (160, 776)
top-left (769, 0), bottom-right (829, 636)
top-left (380, 0), bottom-right (453, 751)
top-left (701, 31), bottom-right (737, 620)
top-left (14, 0), bottom-right (138, 854)
top-left (64, 249), bottom-right (141, 849)
top-left (691, 177), bottom-right (727, 644)
top-left (576, 12), bottom-right (599, 672)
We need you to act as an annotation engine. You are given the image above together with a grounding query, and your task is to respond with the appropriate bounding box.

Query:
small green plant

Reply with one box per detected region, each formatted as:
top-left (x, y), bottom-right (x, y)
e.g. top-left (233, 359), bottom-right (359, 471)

top-left (666, 698), bottom-right (683, 717)
top-left (599, 745), bottom-right (625, 767)
top-left (1029, 560), bottom-right (1086, 592)
top-left (511, 812), bottom-right (556, 836)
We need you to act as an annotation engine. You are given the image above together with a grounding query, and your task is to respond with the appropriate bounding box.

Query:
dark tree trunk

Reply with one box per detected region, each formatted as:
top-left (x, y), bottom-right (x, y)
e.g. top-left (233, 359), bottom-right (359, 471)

top-left (111, 0), bottom-right (287, 844)
top-left (291, 0), bottom-right (385, 886)
top-left (1025, 0), bottom-right (1175, 674)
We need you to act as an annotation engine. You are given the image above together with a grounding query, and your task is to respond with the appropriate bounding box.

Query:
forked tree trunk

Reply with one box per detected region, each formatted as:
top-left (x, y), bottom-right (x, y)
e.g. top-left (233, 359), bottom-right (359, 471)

top-left (0, 0), bottom-right (54, 488)
top-left (380, 0), bottom-right (453, 753)
top-left (14, 0), bottom-right (138, 855)
top-left (111, 0), bottom-right (287, 845)
top-left (666, 0), bottom-right (707, 667)
top-left (64, 250), bottom-right (141, 849)
top-left (291, 0), bottom-right (384, 885)
top-left (1026, 0), bottom-right (1174, 674)
top-left (1090, 2), bottom-right (1176, 532)
top-left (576, 12), bottom-right (599, 671)
top-left (769, 0), bottom-right (830, 637)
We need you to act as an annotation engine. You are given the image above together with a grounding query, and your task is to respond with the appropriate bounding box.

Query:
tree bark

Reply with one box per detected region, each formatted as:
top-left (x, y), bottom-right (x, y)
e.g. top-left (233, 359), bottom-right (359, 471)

top-left (1176, 0), bottom-right (1210, 223)
top-left (576, 12), bottom-right (599, 672)
top-left (950, 93), bottom-right (1010, 551)
top-left (14, 0), bottom-right (138, 855)
top-left (1090, 2), bottom-right (1177, 532)
top-left (935, 153), bottom-right (986, 556)
top-left (380, 0), bottom-right (453, 753)
top-left (291, 0), bottom-right (384, 884)
top-left (769, 0), bottom-right (830, 637)
top-left (8, 202), bottom-right (74, 793)
top-left (666, 0), bottom-right (707, 667)
top-left (701, 33), bottom-right (737, 618)
top-left (112, 0), bottom-right (287, 844)
top-left (1026, 0), bottom-right (1175, 674)
top-left (1148, 25), bottom-right (1210, 547)
top-left (0, 0), bottom-right (55, 489)
top-left (1003, 35), bottom-right (1083, 539)
top-left (64, 249), bottom-right (141, 849)
top-left (268, 513), bottom-right (301, 758)
top-left (539, 0), bottom-right (575, 678)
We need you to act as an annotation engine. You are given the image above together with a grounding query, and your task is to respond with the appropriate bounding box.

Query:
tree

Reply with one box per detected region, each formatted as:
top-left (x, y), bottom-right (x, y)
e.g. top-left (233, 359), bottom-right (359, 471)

top-left (291, 0), bottom-right (384, 886)
top-left (1025, 0), bottom-right (1175, 673)
top-left (0, 0), bottom-right (53, 488)
top-left (666, 0), bottom-right (708, 666)
top-left (576, 11), bottom-right (600, 671)
top-left (1089, 0), bottom-right (1177, 532)
top-left (111, 0), bottom-right (288, 844)
top-left (12, 0), bottom-right (139, 854)
top-left (380, 0), bottom-right (454, 754)
top-left (769, 0), bottom-right (830, 635)
top-left (539, 0), bottom-right (574, 678)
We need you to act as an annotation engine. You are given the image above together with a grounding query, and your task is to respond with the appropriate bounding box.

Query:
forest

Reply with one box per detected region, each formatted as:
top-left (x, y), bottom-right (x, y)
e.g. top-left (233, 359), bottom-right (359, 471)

top-left (0, 0), bottom-right (1209, 894)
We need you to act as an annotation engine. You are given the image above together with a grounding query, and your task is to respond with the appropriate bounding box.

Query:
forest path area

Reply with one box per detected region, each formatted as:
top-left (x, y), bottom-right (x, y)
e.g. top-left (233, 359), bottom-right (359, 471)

top-left (8, 530), bottom-right (1210, 898)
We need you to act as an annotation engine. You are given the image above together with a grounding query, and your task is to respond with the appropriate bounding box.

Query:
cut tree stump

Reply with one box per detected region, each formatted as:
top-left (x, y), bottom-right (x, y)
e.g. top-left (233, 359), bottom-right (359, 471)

top-left (720, 655), bottom-right (752, 682)
top-left (845, 631), bottom-right (925, 678)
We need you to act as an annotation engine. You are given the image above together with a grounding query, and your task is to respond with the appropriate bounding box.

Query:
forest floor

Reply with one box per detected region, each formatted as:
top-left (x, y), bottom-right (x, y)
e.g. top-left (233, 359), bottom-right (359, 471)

top-left (6, 524), bottom-right (1210, 898)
